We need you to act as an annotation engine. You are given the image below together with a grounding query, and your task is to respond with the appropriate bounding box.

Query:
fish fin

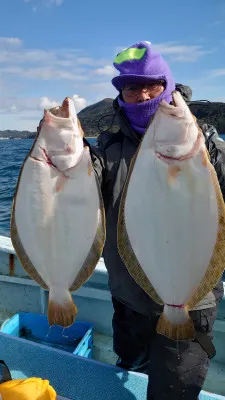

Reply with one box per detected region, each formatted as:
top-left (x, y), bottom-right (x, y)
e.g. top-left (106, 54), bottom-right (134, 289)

top-left (156, 305), bottom-right (195, 340)
top-left (201, 148), bottom-right (209, 167)
top-left (117, 148), bottom-right (163, 305)
top-left (70, 173), bottom-right (106, 292)
top-left (88, 160), bottom-right (92, 176)
top-left (48, 291), bottom-right (77, 328)
top-left (187, 163), bottom-right (225, 310)
top-left (10, 153), bottom-right (48, 290)
top-left (10, 204), bottom-right (48, 290)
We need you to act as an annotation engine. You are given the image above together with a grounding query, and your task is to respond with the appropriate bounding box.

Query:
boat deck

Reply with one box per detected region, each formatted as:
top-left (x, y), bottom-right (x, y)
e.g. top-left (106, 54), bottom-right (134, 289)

top-left (0, 235), bottom-right (224, 399)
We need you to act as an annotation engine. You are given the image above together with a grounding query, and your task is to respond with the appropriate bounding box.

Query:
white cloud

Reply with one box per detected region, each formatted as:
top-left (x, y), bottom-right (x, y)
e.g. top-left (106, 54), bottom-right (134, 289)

top-left (76, 57), bottom-right (110, 67)
top-left (0, 40), bottom-right (104, 83)
top-left (0, 37), bottom-right (110, 129)
top-left (210, 69), bottom-right (225, 78)
top-left (86, 82), bottom-right (117, 103)
top-left (24, 0), bottom-right (64, 6)
top-left (36, 95), bottom-right (87, 114)
top-left (0, 37), bottom-right (22, 47)
top-left (115, 41), bottom-right (213, 63)
top-left (22, 68), bottom-right (79, 81)
top-left (0, 37), bottom-right (220, 131)
top-left (0, 49), bottom-right (55, 64)
top-left (72, 95), bottom-right (87, 112)
top-left (152, 42), bottom-right (213, 62)
top-left (0, 93), bottom-right (88, 130)
top-left (39, 96), bottom-right (59, 110)
top-left (210, 20), bottom-right (223, 27)
top-left (93, 65), bottom-right (115, 76)
top-left (45, 0), bottom-right (64, 5)
top-left (0, 95), bottom-right (87, 115)
top-left (0, 96), bottom-right (40, 113)
top-left (9, 105), bottom-right (17, 113)
top-left (0, 66), bottom-right (88, 81)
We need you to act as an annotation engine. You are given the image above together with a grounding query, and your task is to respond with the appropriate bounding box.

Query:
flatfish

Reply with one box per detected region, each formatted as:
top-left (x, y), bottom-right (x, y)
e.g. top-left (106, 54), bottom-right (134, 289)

top-left (118, 90), bottom-right (225, 340)
top-left (11, 97), bottom-right (105, 328)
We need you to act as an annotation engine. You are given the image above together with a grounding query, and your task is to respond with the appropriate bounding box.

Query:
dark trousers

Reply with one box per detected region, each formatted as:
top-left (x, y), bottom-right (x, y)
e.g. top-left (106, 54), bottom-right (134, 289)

top-left (112, 297), bottom-right (218, 400)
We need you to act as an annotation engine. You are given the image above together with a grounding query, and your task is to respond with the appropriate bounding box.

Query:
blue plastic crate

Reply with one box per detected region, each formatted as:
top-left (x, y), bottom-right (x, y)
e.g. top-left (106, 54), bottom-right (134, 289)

top-left (0, 312), bottom-right (93, 358)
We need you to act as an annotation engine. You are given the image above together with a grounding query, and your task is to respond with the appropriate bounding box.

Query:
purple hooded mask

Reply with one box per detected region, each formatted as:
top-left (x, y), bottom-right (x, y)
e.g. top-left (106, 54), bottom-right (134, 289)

top-left (111, 41), bottom-right (176, 134)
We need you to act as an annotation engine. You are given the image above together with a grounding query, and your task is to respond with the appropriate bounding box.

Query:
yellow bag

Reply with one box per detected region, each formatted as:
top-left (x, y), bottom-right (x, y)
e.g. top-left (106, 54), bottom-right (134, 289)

top-left (0, 377), bottom-right (56, 399)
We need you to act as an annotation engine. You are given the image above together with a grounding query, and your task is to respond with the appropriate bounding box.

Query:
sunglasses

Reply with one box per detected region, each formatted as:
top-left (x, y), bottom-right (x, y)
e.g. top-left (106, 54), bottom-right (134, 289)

top-left (122, 81), bottom-right (165, 97)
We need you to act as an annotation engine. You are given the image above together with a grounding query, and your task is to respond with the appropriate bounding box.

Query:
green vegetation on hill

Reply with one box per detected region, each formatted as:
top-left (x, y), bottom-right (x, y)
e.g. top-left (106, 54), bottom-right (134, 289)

top-left (189, 102), bottom-right (225, 133)
top-left (78, 98), bottom-right (119, 137)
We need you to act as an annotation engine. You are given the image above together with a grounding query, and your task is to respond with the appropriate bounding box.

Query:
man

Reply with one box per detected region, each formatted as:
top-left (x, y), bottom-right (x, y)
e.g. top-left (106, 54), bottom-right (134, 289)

top-left (87, 41), bottom-right (225, 399)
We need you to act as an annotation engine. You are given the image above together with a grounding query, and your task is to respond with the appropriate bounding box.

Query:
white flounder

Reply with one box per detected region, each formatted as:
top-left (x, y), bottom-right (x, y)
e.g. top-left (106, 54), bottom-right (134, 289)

top-left (118, 91), bottom-right (225, 340)
top-left (11, 97), bottom-right (105, 328)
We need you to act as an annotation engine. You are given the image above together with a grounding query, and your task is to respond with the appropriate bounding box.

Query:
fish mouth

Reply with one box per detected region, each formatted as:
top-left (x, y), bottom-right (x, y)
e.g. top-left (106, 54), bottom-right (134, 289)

top-left (155, 90), bottom-right (201, 163)
top-left (49, 97), bottom-right (71, 118)
top-left (171, 90), bottom-right (189, 111)
top-left (156, 131), bottom-right (203, 163)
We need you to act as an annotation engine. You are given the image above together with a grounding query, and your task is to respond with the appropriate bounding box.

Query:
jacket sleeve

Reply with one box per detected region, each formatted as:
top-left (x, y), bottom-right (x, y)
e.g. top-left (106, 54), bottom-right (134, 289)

top-left (201, 123), bottom-right (225, 200)
top-left (83, 135), bottom-right (106, 189)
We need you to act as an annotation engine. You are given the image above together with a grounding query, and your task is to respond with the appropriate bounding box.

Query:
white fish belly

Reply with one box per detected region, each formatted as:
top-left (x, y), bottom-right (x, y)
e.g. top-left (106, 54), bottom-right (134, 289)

top-left (124, 149), bottom-right (218, 305)
top-left (14, 151), bottom-right (101, 290)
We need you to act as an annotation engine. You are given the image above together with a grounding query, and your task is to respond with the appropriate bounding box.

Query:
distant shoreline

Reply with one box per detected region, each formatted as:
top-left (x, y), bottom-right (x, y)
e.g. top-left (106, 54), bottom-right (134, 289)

top-left (0, 136), bottom-right (96, 140)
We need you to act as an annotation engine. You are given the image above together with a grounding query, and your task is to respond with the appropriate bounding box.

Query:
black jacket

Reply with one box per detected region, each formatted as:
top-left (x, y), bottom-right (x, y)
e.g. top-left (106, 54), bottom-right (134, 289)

top-left (88, 89), bottom-right (225, 316)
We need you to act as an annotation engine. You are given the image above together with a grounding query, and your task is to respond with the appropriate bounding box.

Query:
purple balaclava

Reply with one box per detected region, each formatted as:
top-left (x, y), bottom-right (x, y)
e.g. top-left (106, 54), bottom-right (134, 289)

top-left (111, 41), bottom-right (176, 135)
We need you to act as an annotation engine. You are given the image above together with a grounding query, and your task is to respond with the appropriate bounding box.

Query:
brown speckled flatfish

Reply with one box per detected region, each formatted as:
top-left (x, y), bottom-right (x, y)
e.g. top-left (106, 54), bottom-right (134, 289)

top-left (11, 97), bottom-right (106, 328)
top-left (118, 91), bottom-right (225, 341)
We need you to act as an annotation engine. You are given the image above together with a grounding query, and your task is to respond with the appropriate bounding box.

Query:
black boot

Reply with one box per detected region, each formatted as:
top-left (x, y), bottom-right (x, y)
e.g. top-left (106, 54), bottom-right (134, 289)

top-left (116, 355), bottom-right (149, 374)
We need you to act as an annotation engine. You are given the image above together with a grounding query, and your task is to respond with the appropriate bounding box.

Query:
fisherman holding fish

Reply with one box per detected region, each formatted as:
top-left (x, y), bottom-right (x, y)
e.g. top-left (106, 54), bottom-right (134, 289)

top-left (89, 41), bottom-right (225, 399)
top-left (12, 40), bottom-right (225, 400)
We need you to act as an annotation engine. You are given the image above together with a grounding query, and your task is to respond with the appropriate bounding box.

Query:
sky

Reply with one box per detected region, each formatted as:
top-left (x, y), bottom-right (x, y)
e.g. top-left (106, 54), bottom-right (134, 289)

top-left (0, 0), bottom-right (225, 131)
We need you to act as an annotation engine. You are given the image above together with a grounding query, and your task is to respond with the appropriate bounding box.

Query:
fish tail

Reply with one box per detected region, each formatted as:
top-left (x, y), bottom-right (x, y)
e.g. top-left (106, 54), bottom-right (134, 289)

top-left (156, 304), bottom-right (195, 340)
top-left (48, 289), bottom-right (77, 328)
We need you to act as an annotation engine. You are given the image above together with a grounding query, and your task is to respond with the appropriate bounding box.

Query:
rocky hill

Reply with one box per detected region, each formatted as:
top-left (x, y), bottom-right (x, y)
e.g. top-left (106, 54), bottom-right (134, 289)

top-left (1, 98), bottom-right (225, 139)
top-left (189, 101), bottom-right (225, 133)
top-left (77, 98), bottom-right (119, 137)
top-left (78, 98), bottom-right (225, 137)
